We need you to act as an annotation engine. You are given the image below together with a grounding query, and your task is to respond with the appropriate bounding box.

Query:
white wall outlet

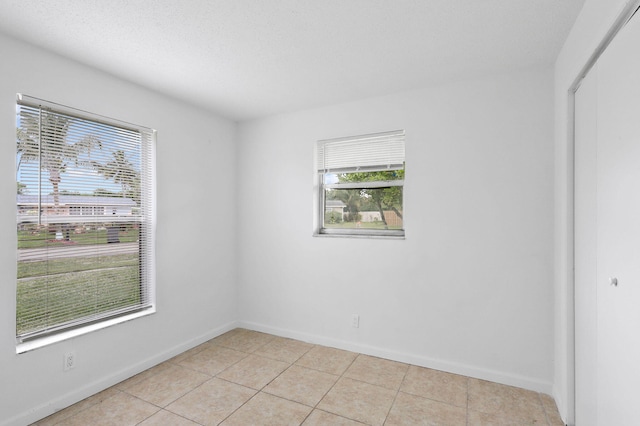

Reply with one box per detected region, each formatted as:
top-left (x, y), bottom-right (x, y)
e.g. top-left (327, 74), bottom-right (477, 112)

top-left (351, 314), bottom-right (359, 328)
top-left (63, 351), bottom-right (76, 371)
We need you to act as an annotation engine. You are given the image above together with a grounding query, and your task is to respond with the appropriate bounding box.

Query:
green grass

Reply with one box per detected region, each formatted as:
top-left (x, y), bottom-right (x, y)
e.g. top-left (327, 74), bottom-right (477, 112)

top-left (18, 227), bottom-right (139, 249)
top-left (16, 253), bottom-right (141, 336)
top-left (18, 253), bottom-right (138, 279)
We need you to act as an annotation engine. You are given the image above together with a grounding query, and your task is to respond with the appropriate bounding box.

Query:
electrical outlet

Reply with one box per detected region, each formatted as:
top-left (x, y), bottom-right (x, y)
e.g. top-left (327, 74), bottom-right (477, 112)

top-left (351, 314), bottom-right (359, 328)
top-left (63, 351), bottom-right (76, 371)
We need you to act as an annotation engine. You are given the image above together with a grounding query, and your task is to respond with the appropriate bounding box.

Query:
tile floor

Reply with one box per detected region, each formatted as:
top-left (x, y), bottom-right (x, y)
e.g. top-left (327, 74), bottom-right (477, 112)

top-left (33, 328), bottom-right (565, 425)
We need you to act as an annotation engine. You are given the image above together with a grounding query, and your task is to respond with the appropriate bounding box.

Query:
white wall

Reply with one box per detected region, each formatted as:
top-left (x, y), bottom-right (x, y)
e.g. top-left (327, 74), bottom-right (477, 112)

top-left (553, 0), bottom-right (636, 423)
top-left (0, 34), bottom-right (238, 425)
top-left (237, 68), bottom-right (555, 392)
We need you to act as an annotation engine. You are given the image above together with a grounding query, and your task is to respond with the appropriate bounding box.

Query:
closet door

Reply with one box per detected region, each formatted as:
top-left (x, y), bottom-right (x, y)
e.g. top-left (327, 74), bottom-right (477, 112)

top-left (595, 11), bottom-right (640, 425)
top-left (575, 10), bottom-right (640, 425)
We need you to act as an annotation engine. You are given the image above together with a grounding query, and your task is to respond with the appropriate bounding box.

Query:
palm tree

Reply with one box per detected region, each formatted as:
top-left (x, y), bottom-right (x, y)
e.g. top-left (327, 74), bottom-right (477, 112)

top-left (17, 108), bottom-right (101, 227)
top-left (93, 150), bottom-right (140, 204)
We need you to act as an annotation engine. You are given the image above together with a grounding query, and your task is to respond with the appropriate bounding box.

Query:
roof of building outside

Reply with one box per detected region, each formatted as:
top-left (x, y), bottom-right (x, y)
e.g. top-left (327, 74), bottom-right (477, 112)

top-left (325, 199), bottom-right (346, 208)
top-left (17, 195), bottom-right (136, 206)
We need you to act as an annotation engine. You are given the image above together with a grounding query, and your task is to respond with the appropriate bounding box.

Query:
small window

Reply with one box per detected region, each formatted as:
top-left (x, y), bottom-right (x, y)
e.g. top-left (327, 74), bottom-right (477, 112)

top-left (15, 94), bottom-right (155, 346)
top-left (316, 130), bottom-right (405, 237)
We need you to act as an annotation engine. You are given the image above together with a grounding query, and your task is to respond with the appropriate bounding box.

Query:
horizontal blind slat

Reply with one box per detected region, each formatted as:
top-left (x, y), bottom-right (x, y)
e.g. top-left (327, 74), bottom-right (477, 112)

top-left (317, 130), bottom-right (405, 172)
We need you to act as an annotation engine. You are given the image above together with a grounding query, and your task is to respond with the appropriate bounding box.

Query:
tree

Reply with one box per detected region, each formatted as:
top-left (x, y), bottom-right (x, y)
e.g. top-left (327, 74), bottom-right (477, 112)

top-left (57, 190), bottom-right (82, 196)
top-left (327, 188), bottom-right (362, 222)
top-left (336, 170), bottom-right (403, 229)
top-left (93, 188), bottom-right (120, 198)
top-left (17, 109), bottom-right (101, 233)
top-left (92, 150), bottom-right (140, 204)
top-left (16, 181), bottom-right (27, 195)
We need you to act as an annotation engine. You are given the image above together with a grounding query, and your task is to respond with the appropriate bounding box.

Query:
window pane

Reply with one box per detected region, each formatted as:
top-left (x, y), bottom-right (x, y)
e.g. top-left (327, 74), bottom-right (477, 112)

top-left (16, 96), bottom-right (154, 342)
top-left (324, 185), bottom-right (403, 230)
top-left (317, 130), bottom-right (405, 237)
top-left (16, 221), bottom-right (141, 336)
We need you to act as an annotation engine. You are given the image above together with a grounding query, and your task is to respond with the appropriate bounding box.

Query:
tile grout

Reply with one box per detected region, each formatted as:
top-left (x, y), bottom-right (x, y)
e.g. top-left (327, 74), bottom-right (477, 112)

top-left (381, 362), bottom-right (409, 426)
top-left (209, 334), bottom-right (282, 425)
top-left (465, 375), bottom-right (469, 426)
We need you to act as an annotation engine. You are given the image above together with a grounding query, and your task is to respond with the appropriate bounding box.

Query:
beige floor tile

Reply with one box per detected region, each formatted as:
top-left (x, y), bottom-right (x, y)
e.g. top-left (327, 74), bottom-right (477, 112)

top-left (30, 331), bottom-right (561, 426)
top-left (317, 377), bottom-right (396, 426)
top-left (263, 365), bottom-right (339, 407)
top-left (35, 387), bottom-right (121, 426)
top-left (467, 410), bottom-right (528, 425)
top-left (302, 409), bottom-right (367, 425)
top-left (386, 391), bottom-right (467, 426)
top-left (400, 365), bottom-right (468, 408)
top-left (55, 392), bottom-right (159, 426)
top-left (217, 354), bottom-right (289, 390)
top-left (210, 328), bottom-right (275, 353)
top-left (295, 345), bottom-right (358, 375)
top-left (123, 364), bottom-right (211, 407)
top-left (254, 336), bottom-right (314, 363)
top-left (540, 393), bottom-right (565, 426)
top-left (177, 345), bottom-right (247, 376)
top-left (166, 378), bottom-right (256, 426)
top-left (169, 341), bottom-right (215, 365)
top-left (220, 392), bottom-right (312, 426)
top-left (115, 361), bottom-right (174, 391)
top-left (468, 378), bottom-right (548, 425)
top-left (344, 354), bottom-right (409, 390)
top-left (138, 409), bottom-right (200, 426)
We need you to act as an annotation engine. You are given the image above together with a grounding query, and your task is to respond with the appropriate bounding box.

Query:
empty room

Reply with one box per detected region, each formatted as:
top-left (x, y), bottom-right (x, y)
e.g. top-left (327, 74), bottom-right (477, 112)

top-left (1, 0), bottom-right (639, 425)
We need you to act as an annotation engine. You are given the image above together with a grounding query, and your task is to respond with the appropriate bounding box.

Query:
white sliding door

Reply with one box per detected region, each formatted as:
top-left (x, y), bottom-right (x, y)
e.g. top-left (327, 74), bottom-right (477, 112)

top-left (595, 10), bottom-right (640, 424)
top-left (574, 10), bottom-right (640, 426)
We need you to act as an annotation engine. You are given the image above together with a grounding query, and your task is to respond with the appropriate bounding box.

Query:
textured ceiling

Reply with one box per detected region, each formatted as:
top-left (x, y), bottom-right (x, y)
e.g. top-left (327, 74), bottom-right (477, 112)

top-left (0, 0), bottom-right (585, 121)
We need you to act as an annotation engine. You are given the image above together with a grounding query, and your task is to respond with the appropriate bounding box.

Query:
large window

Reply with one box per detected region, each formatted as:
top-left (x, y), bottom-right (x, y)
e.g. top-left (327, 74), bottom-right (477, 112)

top-left (316, 130), bottom-right (405, 237)
top-left (15, 94), bottom-right (155, 347)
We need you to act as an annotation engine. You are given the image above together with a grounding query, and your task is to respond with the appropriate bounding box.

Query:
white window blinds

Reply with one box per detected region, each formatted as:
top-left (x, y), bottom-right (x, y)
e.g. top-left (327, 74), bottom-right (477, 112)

top-left (16, 94), bottom-right (155, 343)
top-left (317, 130), bottom-right (405, 173)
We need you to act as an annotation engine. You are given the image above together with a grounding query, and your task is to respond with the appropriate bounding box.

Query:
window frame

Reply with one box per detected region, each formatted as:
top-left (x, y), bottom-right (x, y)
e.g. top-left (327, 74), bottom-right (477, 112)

top-left (315, 130), bottom-right (405, 238)
top-left (15, 94), bottom-right (156, 351)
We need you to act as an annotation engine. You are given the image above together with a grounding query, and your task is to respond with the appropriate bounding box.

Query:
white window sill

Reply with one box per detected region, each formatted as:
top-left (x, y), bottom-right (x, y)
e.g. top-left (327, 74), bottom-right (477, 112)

top-left (313, 231), bottom-right (405, 240)
top-left (16, 308), bottom-right (155, 354)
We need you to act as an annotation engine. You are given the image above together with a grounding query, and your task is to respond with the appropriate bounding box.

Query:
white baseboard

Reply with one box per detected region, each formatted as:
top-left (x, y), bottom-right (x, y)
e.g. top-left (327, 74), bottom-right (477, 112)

top-left (8, 320), bottom-right (557, 426)
top-left (238, 320), bottom-right (554, 395)
top-left (3, 321), bottom-right (238, 426)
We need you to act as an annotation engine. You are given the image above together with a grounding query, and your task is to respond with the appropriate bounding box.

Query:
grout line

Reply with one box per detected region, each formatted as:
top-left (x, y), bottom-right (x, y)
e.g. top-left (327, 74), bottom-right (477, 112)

top-left (466, 376), bottom-right (470, 426)
top-left (165, 331), bottom-right (265, 425)
top-left (299, 352), bottom-right (361, 424)
top-left (154, 409), bottom-right (203, 426)
top-left (537, 392), bottom-right (552, 426)
top-left (298, 406), bottom-right (314, 424)
top-left (134, 409), bottom-right (157, 426)
top-left (216, 390), bottom-right (260, 425)
top-left (208, 335), bottom-right (318, 424)
top-left (382, 364), bottom-right (409, 425)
